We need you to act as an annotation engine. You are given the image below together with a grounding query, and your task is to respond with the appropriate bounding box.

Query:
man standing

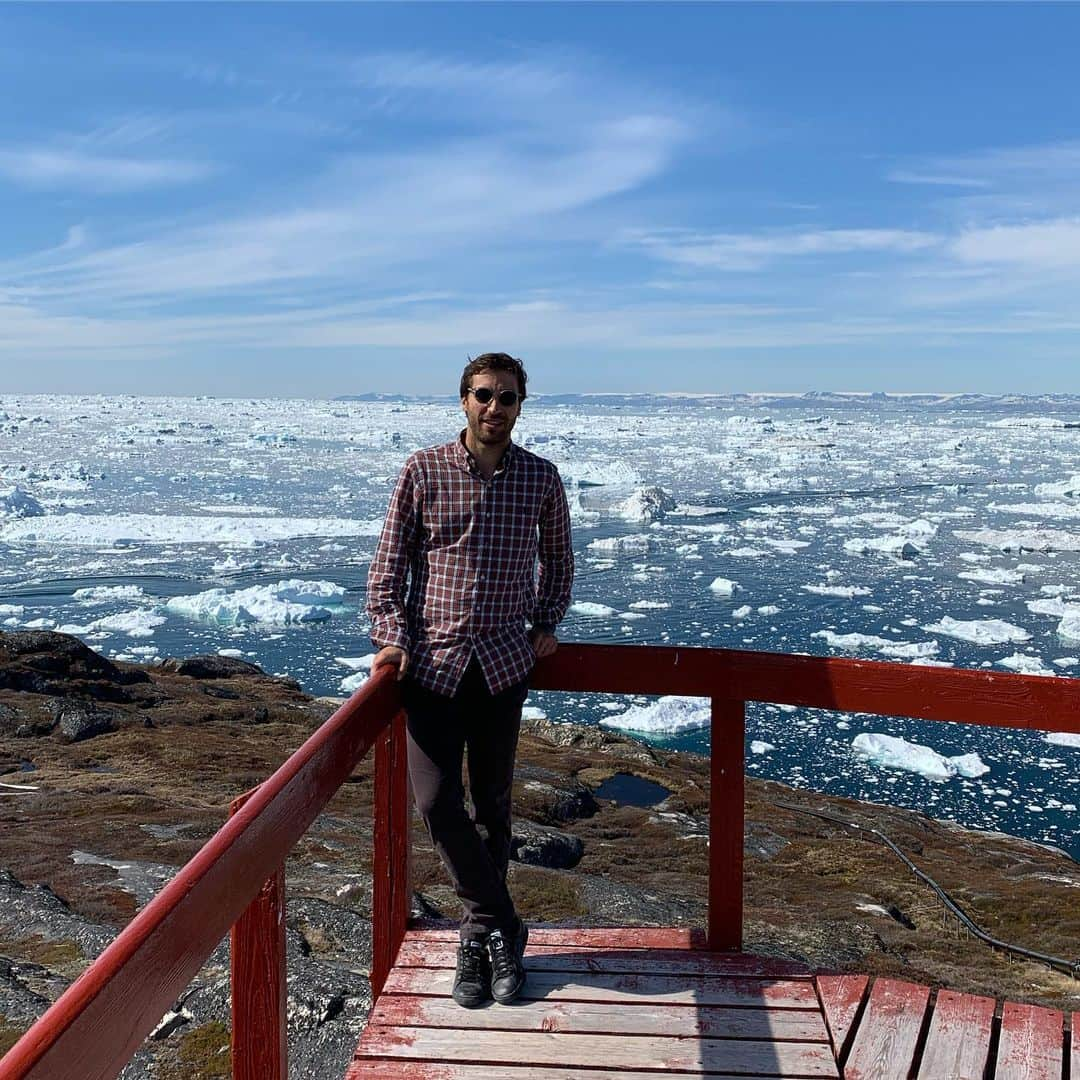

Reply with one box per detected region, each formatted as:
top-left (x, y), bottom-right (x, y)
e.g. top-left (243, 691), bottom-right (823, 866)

top-left (366, 353), bottom-right (574, 1007)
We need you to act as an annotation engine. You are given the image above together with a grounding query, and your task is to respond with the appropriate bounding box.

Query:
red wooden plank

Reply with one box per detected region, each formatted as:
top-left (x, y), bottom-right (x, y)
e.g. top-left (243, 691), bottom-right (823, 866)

top-left (391, 942), bottom-right (812, 978)
top-left (368, 993), bottom-right (830, 1041)
top-left (531, 645), bottom-right (1080, 731)
top-left (354, 1026), bottom-right (840, 1075)
top-left (995, 1001), bottom-right (1064, 1080)
top-left (372, 709), bottom-right (412, 998)
top-left (709, 696), bottom-right (744, 951)
top-left (229, 845), bottom-right (286, 1080)
top-left (0, 667), bottom-right (401, 1080)
top-left (347, 1063), bottom-right (784, 1079)
top-left (815, 975), bottom-right (868, 1059)
top-left (405, 925), bottom-right (709, 949)
top-left (843, 978), bottom-right (931, 1080)
top-left (1071, 1013), bottom-right (1079, 1080)
top-left (382, 966), bottom-right (820, 1008)
top-left (916, 989), bottom-right (994, 1080)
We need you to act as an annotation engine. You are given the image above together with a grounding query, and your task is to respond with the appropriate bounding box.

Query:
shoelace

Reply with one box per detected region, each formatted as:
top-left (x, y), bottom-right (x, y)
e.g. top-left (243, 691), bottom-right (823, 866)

top-left (488, 932), bottom-right (517, 978)
top-left (457, 943), bottom-right (487, 981)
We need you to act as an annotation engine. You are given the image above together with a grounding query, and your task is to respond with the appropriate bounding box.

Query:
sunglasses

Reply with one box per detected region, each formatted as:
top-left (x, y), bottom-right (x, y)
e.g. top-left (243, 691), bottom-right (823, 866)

top-left (466, 387), bottom-right (522, 407)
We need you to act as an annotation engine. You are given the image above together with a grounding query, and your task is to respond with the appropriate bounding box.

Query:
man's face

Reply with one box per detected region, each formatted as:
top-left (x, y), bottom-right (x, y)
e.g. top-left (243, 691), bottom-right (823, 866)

top-left (461, 369), bottom-right (522, 450)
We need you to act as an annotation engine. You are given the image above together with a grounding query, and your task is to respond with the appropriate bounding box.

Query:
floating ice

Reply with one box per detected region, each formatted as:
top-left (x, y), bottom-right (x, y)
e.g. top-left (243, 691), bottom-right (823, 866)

top-left (166, 579), bottom-right (347, 625)
top-left (335, 655), bottom-right (375, 672)
top-left (616, 486), bottom-right (676, 523)
top-left (1034, 475), bottom-right (1080, 499)
top-left (587, 535), bottom-right (650, 556)
top-left (750, 740), bottom-right (775, 755)
top-left (92, 610), bottom-right (166, 638)
top-left (709, 577), bottom-right (739, 596)
top-left (339, 671), bottom-right (368, 694)
top-left (843, 536), bottom-right (920, 559)
top-left (600, 695), bottom-right (710, 735)
top-left (853, 733), bottom-right (990, 780)
top-left (955, 528), bottom-right (1080, 553)
top-left (628, 600), bottom-right (670, 610)
top-left (988, 416), bottom-right (1070, 429)
top-left (802, 584), bottom-right (871, 598)
top-left (922, 616), bottom-right (1031, 646)
top-left (996, 653), bottom-right (1054, 676)
top-left (0, 486), bottom-right (45, 519)
top-left (0, 514), bottom-right (382, 545)
top-left (812, 630), bottom-right (939, 659)
top-left (569, 602), bottom-right (619, 618)
top-left (1045, 732), bottom-right (1080, 748)
top-left (1059, 612), bottom-right (1080, 643)
top-left (958, 568), bottom-right (1025, 586)
top-left (990, 501), bottom-right (1080, 520)
top-left (732, 605), bottom-right (752, 619)
top-left (73, 585), bottom-right (147, 604)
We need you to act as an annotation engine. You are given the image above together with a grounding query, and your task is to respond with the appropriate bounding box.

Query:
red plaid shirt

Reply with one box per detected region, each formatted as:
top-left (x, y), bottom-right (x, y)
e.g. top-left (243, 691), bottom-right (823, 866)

top-left (367, 433), bottom-right (574, 696)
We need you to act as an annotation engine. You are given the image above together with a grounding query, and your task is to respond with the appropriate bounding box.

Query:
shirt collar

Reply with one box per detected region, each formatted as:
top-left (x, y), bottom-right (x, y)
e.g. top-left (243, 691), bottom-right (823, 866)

top-left (456, 430), bottom-right (516, 476)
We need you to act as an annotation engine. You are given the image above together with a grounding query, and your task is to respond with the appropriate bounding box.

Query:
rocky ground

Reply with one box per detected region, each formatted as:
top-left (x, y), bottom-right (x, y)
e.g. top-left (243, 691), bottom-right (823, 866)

top-left (0, 630), bottom-right (1078, 1078)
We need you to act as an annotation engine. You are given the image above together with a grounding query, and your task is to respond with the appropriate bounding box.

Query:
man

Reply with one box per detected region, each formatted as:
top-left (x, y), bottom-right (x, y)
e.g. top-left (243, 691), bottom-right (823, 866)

top-left (366, 353), bottom-right (574, 1007)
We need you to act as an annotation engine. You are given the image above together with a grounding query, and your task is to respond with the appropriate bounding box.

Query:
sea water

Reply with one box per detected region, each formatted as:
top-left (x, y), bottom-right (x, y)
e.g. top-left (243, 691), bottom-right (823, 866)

top-left (1, 393), bottom-right (1078, 857)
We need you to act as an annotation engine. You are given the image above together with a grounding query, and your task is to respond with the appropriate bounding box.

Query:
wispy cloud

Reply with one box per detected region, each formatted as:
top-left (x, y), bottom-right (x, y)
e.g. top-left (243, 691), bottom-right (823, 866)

top-left (0, 146), bottom-right (214, 193)
top-left (622, 227), bottom-right (940, 271)
top-left (0, 114), bottom-right (215, 193)
top-left (950, 218), bottom-right (1080, 268)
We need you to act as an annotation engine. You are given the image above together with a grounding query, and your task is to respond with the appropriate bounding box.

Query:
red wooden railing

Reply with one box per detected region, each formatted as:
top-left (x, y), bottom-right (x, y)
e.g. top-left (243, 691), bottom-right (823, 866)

top-left (2, 644), bottom-right (1079, 1080)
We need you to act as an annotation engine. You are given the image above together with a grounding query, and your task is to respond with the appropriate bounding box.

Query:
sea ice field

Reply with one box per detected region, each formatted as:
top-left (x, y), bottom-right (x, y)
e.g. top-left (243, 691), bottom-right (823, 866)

top-left (1, 393), bottom-right (1078, 857)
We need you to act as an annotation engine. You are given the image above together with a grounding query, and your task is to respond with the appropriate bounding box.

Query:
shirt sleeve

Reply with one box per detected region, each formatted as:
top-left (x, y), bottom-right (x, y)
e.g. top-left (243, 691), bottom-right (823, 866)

top-left (366, 459), bottom-right (421, 651)
top-left (532, 466), bottom-right (574, 632)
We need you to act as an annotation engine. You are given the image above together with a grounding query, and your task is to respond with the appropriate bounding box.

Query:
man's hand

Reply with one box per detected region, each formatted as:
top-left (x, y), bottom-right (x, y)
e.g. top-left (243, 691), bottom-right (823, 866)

top-left (529, 628), bottom-right (558, 659)
top-left (372, 645), bottom-right (409, 680)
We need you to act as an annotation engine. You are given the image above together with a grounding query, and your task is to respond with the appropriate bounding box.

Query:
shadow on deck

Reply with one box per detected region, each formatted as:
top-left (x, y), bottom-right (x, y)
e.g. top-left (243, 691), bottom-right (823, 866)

top-left (351, 926), bottom-right (1077, 1079)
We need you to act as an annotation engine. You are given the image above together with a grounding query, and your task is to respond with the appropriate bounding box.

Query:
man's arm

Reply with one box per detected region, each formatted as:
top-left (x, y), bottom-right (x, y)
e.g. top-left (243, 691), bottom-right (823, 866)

top-left (531, 467), bottom-right (574, 655)
top-left (366, 461), bottom-right (420, 678)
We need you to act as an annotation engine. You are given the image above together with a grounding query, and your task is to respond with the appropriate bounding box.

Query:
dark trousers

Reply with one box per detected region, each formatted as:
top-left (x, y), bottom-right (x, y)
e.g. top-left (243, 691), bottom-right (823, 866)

top-left (403, 657), bottom-right (527, 942)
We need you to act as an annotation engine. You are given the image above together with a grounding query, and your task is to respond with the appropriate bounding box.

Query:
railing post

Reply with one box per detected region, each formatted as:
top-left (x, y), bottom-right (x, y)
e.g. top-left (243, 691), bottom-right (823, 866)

top-left (229, 789), bottom-right (287, 1080)
top-left (708, 697), bottom-right (744, 950)
top-left (371, 709), bottom-right (412, 998)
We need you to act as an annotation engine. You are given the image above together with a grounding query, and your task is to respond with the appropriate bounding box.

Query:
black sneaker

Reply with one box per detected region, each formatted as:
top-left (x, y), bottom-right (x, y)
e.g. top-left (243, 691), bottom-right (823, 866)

top-left (488, 920), bottom-right (527, 1004)
top-left (452, 939), bottom-right (491, 1008)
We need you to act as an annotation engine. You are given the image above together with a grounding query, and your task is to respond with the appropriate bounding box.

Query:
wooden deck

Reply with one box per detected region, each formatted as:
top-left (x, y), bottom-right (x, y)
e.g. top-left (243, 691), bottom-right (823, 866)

top-left (348, 927), bottom-right (1078, 1079)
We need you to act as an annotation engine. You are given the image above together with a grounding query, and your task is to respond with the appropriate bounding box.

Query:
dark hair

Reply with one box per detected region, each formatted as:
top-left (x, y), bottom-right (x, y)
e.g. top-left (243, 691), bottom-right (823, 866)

top-left (460, 353), bottom-right (528, 400)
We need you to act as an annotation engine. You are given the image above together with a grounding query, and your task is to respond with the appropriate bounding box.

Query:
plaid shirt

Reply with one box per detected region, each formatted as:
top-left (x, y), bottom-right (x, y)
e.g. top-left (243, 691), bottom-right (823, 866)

top-left (367, 433), bottom-right (574, 696)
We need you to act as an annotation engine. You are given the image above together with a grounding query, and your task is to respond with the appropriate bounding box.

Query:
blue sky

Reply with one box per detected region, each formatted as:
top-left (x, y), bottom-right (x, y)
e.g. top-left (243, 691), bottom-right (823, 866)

top-left (2, 3), bottom-right (1079, 397)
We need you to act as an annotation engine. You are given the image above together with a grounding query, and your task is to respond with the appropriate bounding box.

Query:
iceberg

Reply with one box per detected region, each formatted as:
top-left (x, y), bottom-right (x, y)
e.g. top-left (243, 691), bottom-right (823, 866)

top-left (0, 486), bottom-right (45, 520)
top-left (958, 568), bottom-right (1025, 586)
top-left (1045, 732), bottom-right (1080, 748)
top-left (853, 733), bottom-right (990, 780)
top-left (923, 616), bottom-right (1031, 646)
top-left (587, 535), bottom-right (650, 556)
top-left (954, 528), bottom-right (1080, 553)
top-left (615, 486), bottom-right (677, 523)
top-left (73, 585), bottom-right (147, 604)
top-left (569, 602), bottom-right (619, 618)
top-left (812, 630), bottom-right (939, 659)
top-left (843, 536), bottom-right (920, 559)
top-left (709, 577), bottom-right (739, 596)
top-left (996, 653), bottom-right (1054, 676)
top-left (1034, 475), bottom-right (1080, 499)
top-left (166, 579), bottom-right (347, 625)
top-left (802, 584), bottom-right (871, 598)
top-left (600, 695), bottom-right (710, 735)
